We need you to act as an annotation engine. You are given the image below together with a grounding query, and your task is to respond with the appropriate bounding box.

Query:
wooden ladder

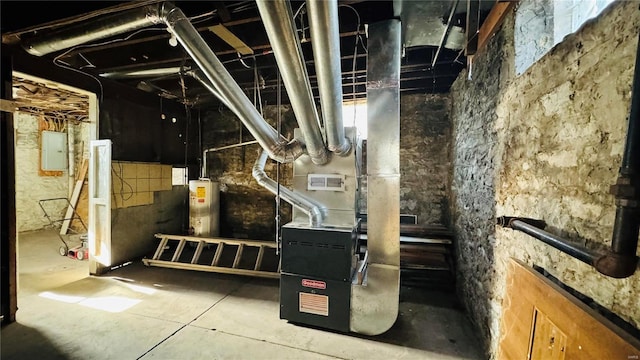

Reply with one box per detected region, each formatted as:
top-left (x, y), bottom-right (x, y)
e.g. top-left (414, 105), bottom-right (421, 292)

top-left (143, 233), bottom-right (280, 279)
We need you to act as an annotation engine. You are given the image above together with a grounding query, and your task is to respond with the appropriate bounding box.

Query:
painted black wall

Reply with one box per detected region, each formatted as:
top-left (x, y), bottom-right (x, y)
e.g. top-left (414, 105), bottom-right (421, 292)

top-left (10, 47), bottom-right (198, 166)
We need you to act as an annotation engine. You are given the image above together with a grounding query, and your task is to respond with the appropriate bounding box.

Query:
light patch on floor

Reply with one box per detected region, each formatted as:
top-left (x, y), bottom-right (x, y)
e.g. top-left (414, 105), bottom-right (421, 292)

top-left (3, 229), bottom-right (484, 360)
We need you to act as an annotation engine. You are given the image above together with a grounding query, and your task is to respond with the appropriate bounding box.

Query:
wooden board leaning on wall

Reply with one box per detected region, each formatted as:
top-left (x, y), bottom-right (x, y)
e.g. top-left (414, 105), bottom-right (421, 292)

top-left (499, 258), bottom-right (640, 359)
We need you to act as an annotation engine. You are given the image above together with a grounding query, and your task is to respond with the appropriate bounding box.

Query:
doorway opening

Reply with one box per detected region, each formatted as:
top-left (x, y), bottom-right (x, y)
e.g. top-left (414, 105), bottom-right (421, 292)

top-left (11, 71), bottom-right (98, 303)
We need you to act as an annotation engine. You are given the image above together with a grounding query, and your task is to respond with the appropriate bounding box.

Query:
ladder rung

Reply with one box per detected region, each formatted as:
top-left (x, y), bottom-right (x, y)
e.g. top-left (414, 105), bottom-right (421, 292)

top-left (147, 234), bottom-right (281, 279)
top-left (254, 245), bottom-right (265, 271)
top-left (191, 241), bottom-right (205, 264)
top-left (212, 242), bottom-right (225, 266)
top-left (152, 236), bottom-right (169, 260)
top-left (232, 244), bottom-right (244, 269)
top-left (171, 239), bottom-right (186, 262)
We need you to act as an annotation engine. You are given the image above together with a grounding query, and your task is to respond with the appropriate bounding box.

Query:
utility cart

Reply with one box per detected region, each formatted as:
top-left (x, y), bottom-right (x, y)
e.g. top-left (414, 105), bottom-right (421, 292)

top-left (38, 197), bottom-right (88, 260)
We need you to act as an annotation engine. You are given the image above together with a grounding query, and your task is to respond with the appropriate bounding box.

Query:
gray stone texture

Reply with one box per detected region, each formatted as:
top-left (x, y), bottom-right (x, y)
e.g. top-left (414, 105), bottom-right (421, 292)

top-left (203, 95), bottom-right (453, 238)
top-left (400, 94), bottom-right (452, 226)
top-left (514, 0), bottom-right (555, 75)
top-left (451, 2), bottom-right (640, 357)
top-left (201, 106), bottom-right (295, 240)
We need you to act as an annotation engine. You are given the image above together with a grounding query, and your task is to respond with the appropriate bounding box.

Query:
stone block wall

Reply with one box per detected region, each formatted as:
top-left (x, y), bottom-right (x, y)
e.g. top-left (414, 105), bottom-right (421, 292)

top-left (400, 93), bottom-right (452, 226)
top-left (201, 105), bottom-right (295, 240)
top-left (451, 2), bottom-right (640, 357)
top-left (202, 94), bottom-right (453, 238)
top-left (15, 112), bottom-right (68, 232)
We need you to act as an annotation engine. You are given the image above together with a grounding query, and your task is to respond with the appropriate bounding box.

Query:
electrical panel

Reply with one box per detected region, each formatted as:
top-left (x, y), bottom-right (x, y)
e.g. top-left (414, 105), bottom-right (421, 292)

top-left (41, 131), bottom-right (67, 171)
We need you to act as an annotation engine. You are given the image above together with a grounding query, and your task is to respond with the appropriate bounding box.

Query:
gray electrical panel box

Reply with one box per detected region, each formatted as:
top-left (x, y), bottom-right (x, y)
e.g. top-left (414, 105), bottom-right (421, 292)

top-left (41, 131), bottom-right (67, 171)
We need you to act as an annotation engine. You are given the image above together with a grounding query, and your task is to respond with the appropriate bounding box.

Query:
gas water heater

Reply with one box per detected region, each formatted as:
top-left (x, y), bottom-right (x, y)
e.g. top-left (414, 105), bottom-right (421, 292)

top-left (189, 179), bottom-right (220, 237)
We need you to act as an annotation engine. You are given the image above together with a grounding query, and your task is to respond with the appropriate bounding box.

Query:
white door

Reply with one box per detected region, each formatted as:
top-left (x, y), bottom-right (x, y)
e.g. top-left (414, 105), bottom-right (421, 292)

top-left (88, 140), bottom-right (111, 274)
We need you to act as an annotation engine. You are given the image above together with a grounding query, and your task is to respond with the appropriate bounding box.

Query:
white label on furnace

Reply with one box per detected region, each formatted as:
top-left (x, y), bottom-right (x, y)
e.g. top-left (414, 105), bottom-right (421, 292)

top-left (299, 292), bottom-right (329, 316)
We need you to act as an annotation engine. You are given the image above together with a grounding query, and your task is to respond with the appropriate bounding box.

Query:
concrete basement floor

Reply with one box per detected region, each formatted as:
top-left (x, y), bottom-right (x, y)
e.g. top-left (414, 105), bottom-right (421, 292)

top-left (1, 230), bottom-right (484, 360)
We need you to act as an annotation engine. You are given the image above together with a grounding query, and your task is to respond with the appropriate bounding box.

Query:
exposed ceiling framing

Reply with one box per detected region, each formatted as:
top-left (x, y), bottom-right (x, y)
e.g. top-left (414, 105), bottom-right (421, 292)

top-left (11, 76), bottom-right (90, 122)
top-left (1, 1), bottom-right (509, 109)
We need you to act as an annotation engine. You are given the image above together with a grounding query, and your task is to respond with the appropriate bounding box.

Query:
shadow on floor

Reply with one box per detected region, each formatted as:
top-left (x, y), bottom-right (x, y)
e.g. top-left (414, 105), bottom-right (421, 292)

top-left (0, 323), bottom-right (69, 360)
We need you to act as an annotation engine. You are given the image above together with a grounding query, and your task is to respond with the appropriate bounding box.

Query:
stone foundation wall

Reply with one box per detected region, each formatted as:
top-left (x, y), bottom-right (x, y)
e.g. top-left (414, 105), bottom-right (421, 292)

top-left (451, 2), bottom-right (640, 357)
top-left (201, 106), bottom-right (295, 240)
top-left (15, 112), bottom-right (68, 232)
top-left (202, 94), bottom-right (453, 237)
top-left (400, 94), bottom-right (452, 226)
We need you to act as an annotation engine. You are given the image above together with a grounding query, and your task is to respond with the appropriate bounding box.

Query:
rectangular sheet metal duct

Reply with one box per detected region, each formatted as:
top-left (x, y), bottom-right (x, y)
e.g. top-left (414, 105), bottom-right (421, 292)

top-left (350, 18), bottom-right (401, 336)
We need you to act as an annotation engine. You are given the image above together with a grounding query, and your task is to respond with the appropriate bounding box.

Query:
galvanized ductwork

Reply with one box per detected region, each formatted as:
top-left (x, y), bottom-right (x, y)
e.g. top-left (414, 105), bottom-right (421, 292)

top-left (186, 69), bottom-right (231, 110)
top-left (161, 3), bottom-right (304, 164)
top-left (256, 0), bottom-right (329, 166)
top-left (253, 151), bottom-right (326, 227)
top-left (23, 2), bottom-right (304, 164)
top-left (22, 5), bottom-right (165, 56)
top-left (307, 0), bottom-right (351, 156)
top-left (350, 19), bottom-right (401, 335)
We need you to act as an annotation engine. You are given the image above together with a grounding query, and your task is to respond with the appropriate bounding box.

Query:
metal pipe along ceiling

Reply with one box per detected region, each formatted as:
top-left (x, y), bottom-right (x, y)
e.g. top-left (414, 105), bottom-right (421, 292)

top-left (161, 3), bottom-right (303, 164)
top-left (23, 2), bottom-right (304, 164)
top-left (256, 0), bottom-right (329, 165)
top-left (307, 0), bottom-right (351, 156)
top-left (22, 5), bottom-right (165, 56)
top-left (252, 151), bottom-right (325, 227)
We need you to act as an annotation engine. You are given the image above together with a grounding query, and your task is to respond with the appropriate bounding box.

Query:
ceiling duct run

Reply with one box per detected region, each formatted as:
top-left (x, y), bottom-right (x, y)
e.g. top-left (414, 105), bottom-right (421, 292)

top-left (394, 0), bottom-right (494, 50)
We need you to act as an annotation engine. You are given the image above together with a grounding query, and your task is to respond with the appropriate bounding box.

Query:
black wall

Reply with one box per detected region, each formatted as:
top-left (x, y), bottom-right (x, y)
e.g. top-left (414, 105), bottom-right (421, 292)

top-left (10, 47), bottom-right (198, 165)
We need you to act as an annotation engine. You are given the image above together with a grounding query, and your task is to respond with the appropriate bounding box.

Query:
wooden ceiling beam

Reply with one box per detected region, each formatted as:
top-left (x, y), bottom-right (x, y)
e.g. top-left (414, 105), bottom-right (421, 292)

top-left (477, 1), bottom-right (517, 53)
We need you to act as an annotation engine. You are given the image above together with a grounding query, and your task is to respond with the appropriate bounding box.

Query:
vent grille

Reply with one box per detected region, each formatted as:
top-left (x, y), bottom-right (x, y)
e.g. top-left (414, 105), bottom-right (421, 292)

top-left (307, 174), bottom-right (345, 191)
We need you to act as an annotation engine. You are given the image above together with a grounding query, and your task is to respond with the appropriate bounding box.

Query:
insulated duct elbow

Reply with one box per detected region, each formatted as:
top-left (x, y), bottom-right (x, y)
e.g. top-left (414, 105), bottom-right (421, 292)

top-left (307, 0), bottom-right (351, 156)
top-left (256, 0), bottom-right (329, 165)
top-left (252, 151), bottom-right (325, 227)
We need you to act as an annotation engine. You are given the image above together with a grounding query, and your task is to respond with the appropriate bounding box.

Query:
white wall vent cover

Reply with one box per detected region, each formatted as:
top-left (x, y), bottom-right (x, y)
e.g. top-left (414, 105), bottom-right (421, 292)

top-left (307, 174), bottom-right (345, 191)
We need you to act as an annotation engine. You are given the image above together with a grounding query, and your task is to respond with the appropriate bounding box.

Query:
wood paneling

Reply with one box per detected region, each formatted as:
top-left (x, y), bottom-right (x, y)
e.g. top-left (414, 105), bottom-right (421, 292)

top-left (530, 309), bottom-right (567, 360)
top-left (499, 259), bottom-right (640, 360)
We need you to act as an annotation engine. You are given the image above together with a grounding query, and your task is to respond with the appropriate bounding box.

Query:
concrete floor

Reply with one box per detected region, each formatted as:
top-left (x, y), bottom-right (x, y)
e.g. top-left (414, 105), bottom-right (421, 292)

top-left (1, 230), bottom-right (484, 360)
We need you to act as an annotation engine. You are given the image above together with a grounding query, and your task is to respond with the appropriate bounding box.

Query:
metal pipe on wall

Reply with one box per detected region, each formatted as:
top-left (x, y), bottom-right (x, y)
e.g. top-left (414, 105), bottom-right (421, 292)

top-left (496, 217), bottom-right (600, 266)
top-left (201, 141), bottom-right (259, 178)
top-left (307, 0), bottom-right (351, 156)
top-left (595, 31), bottom-right (640, 278)
top-left (256, 0), bottom-right (329, 165)
top-left (252, 150), bottom-right (325, 227)
top-left (497, 35), bottom-right (640, 279)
